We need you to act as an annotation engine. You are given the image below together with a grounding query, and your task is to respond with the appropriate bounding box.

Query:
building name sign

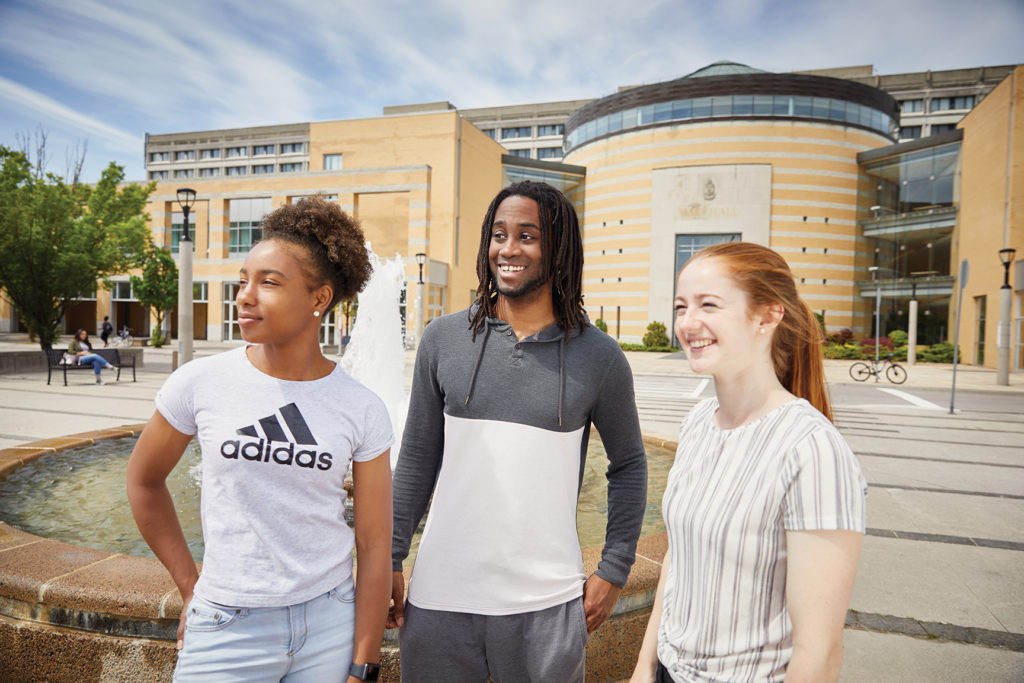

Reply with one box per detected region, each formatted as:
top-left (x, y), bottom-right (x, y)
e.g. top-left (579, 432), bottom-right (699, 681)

top-left (678, 204), bottom-right (739, 219)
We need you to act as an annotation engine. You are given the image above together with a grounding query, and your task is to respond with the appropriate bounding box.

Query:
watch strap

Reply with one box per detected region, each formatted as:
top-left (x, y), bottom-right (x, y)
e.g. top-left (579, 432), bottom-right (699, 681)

top-left (349, 662), bottom-right (380, 681)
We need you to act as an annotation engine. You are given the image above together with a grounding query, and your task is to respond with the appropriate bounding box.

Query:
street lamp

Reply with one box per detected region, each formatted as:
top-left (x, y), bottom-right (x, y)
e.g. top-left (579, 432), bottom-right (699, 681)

top-left (415, 252), bottom-right (427, 347)
top-left (176, 188), bottom-right (196, 365)
top-left (868, 266), bottom-right (882, 376)
top-left (997, 248), bottom-right (1016, 385)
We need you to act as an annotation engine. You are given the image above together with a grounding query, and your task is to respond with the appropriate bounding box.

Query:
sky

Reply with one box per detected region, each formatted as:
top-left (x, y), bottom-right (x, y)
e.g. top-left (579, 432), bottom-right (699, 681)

top-left (1, 0), bottom-right (1021, 183)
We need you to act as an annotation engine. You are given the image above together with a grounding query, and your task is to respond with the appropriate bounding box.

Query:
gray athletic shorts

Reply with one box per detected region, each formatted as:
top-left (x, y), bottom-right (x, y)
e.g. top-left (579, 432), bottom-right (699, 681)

top-left (398, 597), bottom-right (587, 682)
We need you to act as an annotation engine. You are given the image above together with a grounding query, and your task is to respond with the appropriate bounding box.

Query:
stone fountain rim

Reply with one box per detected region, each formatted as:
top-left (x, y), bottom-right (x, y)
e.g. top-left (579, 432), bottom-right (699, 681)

top-left (0, 426), bottom-right (672, 641)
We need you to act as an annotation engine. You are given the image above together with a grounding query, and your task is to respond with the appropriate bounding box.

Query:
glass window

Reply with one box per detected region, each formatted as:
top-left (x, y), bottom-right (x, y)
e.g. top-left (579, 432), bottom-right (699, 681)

top-left (672, 99), bottom-right (692, 120)
top-left (280, 142), bottom-right (306, 154)
top-left (253, 145), bottom-right (275, 155)
top-left (508, 148), bottom-right (531, 158)
top-left (829, 99), bottom-right (846, 121)
top-left (501, 126), bottom-right (532, 139)
top-left (692, 97), bottom-right (712, 118)
top-left (711, 96), bottom-right (732, 117)
top-left (199, 167), bottom-right (220, 177)
top-left (537, 124), bottom-right (563, 136)
top-left (228, 197), bottom-right (271, 254)
top-left (226, 166), bottom-right (247, 176)
top-left (227, 146), bottom-right (247, 157)
top-left (481, 129), bottom-right (496, 139)
top-left (252, 164), bottom-right (274, 174)
top-left (932, 96), bottom-right (974, 111)
top-left (149, 152), bottom-right (169, 162)
top-left (536, 147), bottom-right (561, 159)
top-left (732, 95), bottom-right (753, 116)
top-left (174, 169), bottom-right (193, 178)
top-left (193, 282), bottom-right (208, 302)
top-left (149, 170), bottom-right (168, 180)
top-left (279, 162), bottom-right (304, 172)
top-left (792, 96), bottom-right (812, 117)
top-left (773, 95), bottom-right (791, 116)
top-left (323, 153), bottom-right (343, 171)
top-left (931, 123), bottom-right (957, 135)
top-left (900, 99), bottom-right (923, 113)
top-left (654, 102), bottom-right (673, 122)
top-left (200, 149), bottom-right (220, 159)
top-left (112, 281), bottom-right (135, 301)
top-left (175, 150), bottom-right (195, 161)
top-left (637, 105), bottom-right (654, 126)
top-left (900, 126), bottom-right (922, 139)
top-left (606, 111), bottom-right (623, 133)
top-left (812, 97), bottom-right (830, 118)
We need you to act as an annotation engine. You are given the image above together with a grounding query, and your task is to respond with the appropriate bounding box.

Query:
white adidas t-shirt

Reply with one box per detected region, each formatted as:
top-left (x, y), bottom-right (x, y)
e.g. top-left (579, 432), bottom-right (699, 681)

top-left (155, 346), bottom-right (393, 608)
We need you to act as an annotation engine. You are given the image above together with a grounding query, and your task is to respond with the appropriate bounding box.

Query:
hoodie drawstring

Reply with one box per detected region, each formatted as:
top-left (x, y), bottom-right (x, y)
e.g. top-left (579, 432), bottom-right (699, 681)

top-left (558, 336), bottom-right (565, 427)
top-left (465, 324), bottom-right (491, 406)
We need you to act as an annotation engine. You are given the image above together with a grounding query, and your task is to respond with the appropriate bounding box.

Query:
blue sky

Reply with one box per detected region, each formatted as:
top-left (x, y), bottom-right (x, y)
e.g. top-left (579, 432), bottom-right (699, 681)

top-left (1, 0), bottom-right (1021, 183)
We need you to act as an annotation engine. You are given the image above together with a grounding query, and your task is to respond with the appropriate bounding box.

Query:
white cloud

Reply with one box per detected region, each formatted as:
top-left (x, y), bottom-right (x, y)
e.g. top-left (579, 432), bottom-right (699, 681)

top-left (0, 76), bottom-right (137, 150)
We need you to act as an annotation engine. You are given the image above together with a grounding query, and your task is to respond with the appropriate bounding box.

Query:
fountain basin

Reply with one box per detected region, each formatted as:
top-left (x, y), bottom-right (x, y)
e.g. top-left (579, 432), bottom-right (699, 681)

top-left (0, 427), bottom-right (673, 682)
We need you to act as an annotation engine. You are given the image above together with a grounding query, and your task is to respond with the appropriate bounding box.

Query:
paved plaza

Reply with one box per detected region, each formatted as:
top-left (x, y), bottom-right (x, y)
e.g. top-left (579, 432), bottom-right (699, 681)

top-left (0, 335), bottom-right (1022, 681)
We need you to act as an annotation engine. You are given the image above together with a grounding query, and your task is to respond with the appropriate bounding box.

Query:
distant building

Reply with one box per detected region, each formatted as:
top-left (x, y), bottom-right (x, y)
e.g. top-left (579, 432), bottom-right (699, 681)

top-left (3, 62), bottom-right (1017, 371)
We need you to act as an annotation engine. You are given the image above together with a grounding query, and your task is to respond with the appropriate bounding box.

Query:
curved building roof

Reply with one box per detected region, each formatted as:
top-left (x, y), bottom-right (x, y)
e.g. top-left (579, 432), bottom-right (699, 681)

top-left (564, 62), bottom-right (899, 153)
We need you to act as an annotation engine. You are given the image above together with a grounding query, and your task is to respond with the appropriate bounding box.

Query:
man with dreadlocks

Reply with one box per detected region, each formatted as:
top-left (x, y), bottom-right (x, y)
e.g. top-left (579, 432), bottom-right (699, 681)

top-left (387, 180), bottom-right (647, 681)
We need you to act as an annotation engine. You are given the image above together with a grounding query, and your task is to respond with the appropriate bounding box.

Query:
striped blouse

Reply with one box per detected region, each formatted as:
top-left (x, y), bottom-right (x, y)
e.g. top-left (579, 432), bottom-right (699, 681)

top-left (657, 397), bottom-right (866, 682)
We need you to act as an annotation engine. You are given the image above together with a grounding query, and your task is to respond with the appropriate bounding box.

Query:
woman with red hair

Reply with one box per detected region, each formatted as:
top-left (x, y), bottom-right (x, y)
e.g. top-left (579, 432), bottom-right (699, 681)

top-left (632, 242), bottom-right (866, 683)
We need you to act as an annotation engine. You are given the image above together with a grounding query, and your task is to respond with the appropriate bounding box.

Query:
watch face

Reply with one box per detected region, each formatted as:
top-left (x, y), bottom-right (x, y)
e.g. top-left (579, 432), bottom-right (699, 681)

top-left (350, 663), bottom-right (380, 681)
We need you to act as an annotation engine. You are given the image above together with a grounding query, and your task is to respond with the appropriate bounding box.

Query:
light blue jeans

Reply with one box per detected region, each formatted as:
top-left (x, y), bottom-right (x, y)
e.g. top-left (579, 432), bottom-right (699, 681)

top-left (173, 578), bottom-right (356, 682)
top-left (77, 353), bottom-right (112, 376)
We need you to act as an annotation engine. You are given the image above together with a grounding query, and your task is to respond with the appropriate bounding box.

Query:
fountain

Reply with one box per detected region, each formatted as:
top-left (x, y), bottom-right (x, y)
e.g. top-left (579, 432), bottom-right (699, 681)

top-left (341, 247), bottom-right (409, 469)
top-left (0, 247), bottom-right (672, 681)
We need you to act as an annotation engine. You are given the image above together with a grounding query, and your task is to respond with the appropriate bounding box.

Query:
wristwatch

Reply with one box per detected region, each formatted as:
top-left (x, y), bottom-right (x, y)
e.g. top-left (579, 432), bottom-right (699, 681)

top-left (349, 662), bottom-right (380, 681)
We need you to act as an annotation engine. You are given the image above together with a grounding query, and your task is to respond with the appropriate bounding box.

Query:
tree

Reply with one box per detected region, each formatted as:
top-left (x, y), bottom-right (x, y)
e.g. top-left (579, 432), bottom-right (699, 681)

top-left (130, 246), bottom-right (178, 348)
top-left (0, 146), bottom-right (156, 349)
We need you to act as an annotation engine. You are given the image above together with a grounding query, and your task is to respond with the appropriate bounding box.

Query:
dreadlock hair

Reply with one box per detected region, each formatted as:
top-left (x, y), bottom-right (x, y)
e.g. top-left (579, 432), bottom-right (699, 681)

top-left (685, 242), bottom-right (833, 423)
top-left (468, 181), bottom-right (586, 342)
top-left (258, 196), bottom-right (372, 309)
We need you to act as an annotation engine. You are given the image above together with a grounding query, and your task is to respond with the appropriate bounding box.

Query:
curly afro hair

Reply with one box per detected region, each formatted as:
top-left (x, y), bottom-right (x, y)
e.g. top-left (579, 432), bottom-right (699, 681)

top-left (258, 196), bottom-right (372, 308)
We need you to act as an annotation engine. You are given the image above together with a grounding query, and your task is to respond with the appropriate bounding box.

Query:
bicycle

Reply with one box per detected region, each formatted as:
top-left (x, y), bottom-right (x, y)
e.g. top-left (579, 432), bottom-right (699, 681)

top-left (848, 354), bottom-right (907, 384)
top-left (112, 326), bottom-right (134, 348)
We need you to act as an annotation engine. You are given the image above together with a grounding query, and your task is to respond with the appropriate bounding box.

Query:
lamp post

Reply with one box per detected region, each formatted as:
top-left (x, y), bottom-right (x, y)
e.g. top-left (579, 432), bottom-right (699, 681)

top-left (997, 248), bottom-right (1016, 385)
top-left (176, 188), bottom-right (196, 365)
top-left (415, 252), bottom-right (427, 348)
top-left (868, 266), bottom-right (882, 376)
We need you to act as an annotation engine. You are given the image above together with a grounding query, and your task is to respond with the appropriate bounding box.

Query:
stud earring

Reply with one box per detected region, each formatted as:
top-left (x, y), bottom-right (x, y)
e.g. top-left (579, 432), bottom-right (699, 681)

top-left (313, 310), bottom-right (321, 318)
top-left (759, 327), bottom-right (766, 334)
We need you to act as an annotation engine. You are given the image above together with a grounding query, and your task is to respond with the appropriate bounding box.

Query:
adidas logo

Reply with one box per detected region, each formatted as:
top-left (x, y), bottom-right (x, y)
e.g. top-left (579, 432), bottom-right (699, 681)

top-left (220, 403), bottom-right (333, 471)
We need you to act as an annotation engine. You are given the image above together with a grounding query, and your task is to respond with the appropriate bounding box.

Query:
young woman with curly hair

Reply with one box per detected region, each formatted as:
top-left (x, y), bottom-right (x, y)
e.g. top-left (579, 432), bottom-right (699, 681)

top-left (128, 197), bottom-right (393, 682)
top-left (631, 242), bottom-right (866, 683)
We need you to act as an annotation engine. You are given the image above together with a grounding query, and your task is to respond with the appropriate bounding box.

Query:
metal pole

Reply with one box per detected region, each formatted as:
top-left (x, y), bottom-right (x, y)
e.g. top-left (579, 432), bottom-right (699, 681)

top-left (950, 259), bottom-right (968, 414)
top-left (416, 262), bottom-right (426, 348)
top-left (177, 207), bottom-right (194, 364)
top-left (997, 283), bottom-right (1012, 385)
top-left (907, 298), bottom-right (918, 365)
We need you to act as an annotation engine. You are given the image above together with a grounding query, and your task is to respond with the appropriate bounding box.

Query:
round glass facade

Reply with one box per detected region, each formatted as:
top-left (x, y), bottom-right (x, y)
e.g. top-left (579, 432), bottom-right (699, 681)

top-left (565, 93), bottom-right (897, 152)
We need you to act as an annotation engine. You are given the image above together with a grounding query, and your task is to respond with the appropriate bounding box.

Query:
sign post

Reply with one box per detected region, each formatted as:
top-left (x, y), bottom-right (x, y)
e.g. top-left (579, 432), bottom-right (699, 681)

top-left (950, 259), bottom-right (968, 414)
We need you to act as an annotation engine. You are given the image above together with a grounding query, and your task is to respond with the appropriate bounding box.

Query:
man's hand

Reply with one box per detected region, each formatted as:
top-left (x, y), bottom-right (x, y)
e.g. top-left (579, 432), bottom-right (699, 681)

top-left (385, 570), bottom-right (406, 629)
top-left (582, 573), bottom-right (621, 633)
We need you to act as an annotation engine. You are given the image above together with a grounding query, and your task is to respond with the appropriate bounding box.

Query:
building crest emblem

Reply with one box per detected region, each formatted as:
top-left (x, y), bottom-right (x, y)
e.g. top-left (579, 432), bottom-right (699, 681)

top-left (703, 179), bottom-right (716, 201)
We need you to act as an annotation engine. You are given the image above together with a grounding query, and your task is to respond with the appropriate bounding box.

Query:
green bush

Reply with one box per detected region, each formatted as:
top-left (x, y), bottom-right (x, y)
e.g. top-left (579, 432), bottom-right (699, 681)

top-left (917, 342), bottom-right (960, 363)
top-left (150, 328), bottom-right (166, 348)
top-left (619, 342), bottom-right (676, 352)
top-left (890, 330), bottom-right (908, 346)
top-left (594, 318), bottom-right (608, 333)
top-left (891, 346), bottom-right (907, 362)
top-left (823, 344), bottom-right (865, 360)
top-left (643, 321), bottom-right (670, 348)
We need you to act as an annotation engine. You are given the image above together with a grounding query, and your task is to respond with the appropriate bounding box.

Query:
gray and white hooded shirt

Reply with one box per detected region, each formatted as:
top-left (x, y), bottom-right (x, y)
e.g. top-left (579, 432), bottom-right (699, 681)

top-left (392, 306), bottom-right (647, 615)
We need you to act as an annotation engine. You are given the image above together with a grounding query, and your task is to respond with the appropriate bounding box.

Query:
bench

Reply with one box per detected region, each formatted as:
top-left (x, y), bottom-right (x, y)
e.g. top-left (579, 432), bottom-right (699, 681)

top-left (44, 348), bottom-right (137, 386)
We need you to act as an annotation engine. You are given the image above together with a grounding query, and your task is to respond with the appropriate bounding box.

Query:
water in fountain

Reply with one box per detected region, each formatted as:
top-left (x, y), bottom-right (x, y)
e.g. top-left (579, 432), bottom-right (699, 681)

top-left (341, 244), bottom-right (409, 469)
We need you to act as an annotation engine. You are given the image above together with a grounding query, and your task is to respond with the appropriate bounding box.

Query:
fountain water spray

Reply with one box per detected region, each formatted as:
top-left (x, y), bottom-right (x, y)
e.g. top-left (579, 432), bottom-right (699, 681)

top-left (341, 244), bottom-right (409, 469)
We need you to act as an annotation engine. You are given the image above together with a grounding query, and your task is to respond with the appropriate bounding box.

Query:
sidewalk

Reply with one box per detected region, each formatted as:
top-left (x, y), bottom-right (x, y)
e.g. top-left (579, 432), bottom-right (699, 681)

top-left (0, 336), bottom-right (1022, 681)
